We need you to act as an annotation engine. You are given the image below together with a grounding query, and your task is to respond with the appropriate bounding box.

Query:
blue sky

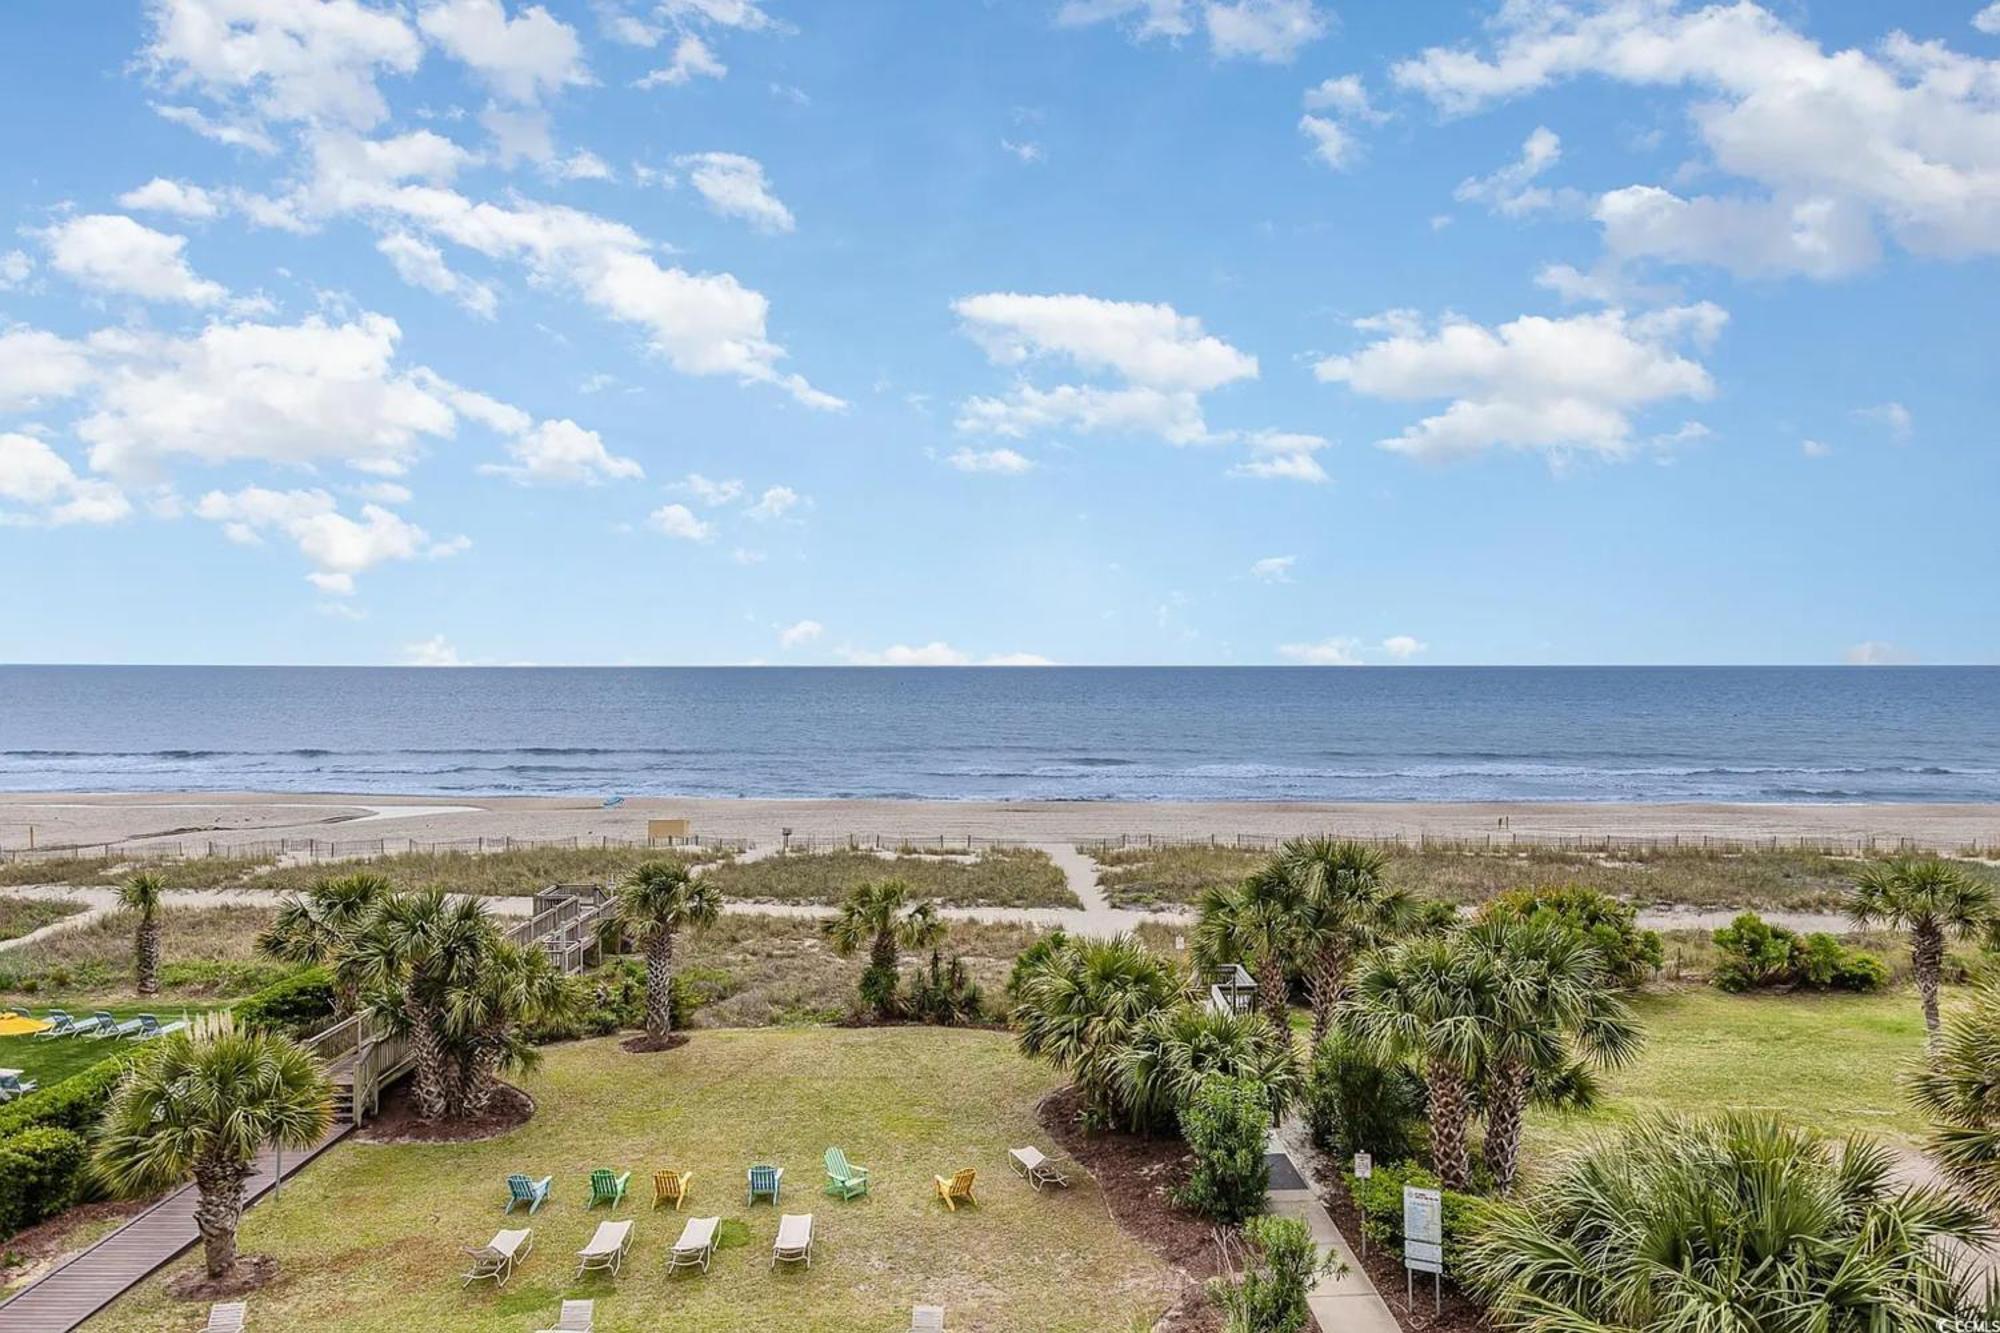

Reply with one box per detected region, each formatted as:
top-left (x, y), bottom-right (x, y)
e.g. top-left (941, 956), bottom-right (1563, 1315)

top-left (0, 0), bottom-right (1995, 667)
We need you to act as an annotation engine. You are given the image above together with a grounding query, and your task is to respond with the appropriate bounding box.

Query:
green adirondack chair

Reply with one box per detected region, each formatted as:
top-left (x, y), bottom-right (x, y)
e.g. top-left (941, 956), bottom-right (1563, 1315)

top-left (823, 1147), bottom-right (870, 1200)
top-left (586, 1168), bottom-right (631, 1209)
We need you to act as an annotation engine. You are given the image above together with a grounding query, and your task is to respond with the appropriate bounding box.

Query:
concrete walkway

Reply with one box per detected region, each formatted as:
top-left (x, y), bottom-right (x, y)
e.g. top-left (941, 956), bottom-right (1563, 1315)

top-left (1266, 1123), bottom-right (1403, 1333)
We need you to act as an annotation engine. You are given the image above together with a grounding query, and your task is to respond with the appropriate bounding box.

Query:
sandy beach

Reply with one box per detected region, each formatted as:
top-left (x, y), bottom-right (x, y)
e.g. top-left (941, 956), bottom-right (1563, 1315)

top-left (2, 791), bottom-right (1997, 854)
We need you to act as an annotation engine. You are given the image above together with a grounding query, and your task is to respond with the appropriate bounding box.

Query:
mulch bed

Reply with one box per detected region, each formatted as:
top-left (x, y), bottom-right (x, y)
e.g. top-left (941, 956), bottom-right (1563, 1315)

top-left (357, 1080), bottom-right (535, 1144)
top-left (620, 1031), bottom-right (691, 1053)
top-left (1039, 1087), bottom-right (1226, 1333)
top-left (1305, 1154), bottom-right (1492, 1333)
top-left (165, 1253), bottom-right (279, 1301)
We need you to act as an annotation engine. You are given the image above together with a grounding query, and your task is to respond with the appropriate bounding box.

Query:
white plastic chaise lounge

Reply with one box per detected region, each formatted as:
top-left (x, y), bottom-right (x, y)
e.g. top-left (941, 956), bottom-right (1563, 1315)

top-left (35, 1011), bottom-right (76, 1039)
top-left (203, 1301), bottom-right (247, 1331)
top-left (1008, 1146), bottom-right (1070, 1192)
top-left (534, 1299), bottom-right (594, 1333)
top-left (771, 1212), bottom-right (813, 1269)
top-left (667, 1216), bottom-right (721, 1274)
top-left (461, 1227), bottom-right (534, 1287)
top-left (574, 1220), bottom-right (633, 1279)
top-left (911, 1306), bottom-right (946, 1331)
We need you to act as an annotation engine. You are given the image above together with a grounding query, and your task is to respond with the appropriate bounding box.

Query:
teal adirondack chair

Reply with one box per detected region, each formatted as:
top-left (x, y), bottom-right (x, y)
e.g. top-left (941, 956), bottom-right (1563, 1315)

top-left (823, 1147), bottom-right (870, 1200)
top-left (505, 1173), bottom-right (552, 1214)
top-left (746, 1164), bottom-right (783, 1206)
top-left (587, 1169), bottom-right (631, 1209)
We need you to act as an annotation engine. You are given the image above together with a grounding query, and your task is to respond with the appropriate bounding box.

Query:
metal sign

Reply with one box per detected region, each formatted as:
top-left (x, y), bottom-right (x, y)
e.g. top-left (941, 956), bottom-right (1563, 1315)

top-left (1402, 1185), bottom-right (1444, 1311)
top-left (1353, 1152), bottom-right (1372, 1179)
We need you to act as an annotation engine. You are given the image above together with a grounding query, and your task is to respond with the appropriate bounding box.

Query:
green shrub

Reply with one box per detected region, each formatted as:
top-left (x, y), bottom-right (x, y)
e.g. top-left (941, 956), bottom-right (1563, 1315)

top-left (1005, 928), bottom-right (1069, 1003)
top-left (1712, 912), bottom-right (1886, 993)
top-left (156, 958), bottom-right (292, 996)
top-left (233, 966), bottom-right (335, 1037)
top-left (1303, 1028), bottom-right (1427, 1163)
top-left (902, 949), bottom-right (986, 1026)
top-left (1176, 1074), bottom-right (1271, 1224)
top-left (1345, 1160), bottom-right (1485, 1273)
top-left (1477, 884), bottom-right (1663, 987)
top-left (1210, 1214), bottom-right (1331, 1333)
top-left (857, 961), bottom-right (900, 1020)
top-left (0, 1126), bottom-right (90, 1237)
top-left (521, 959), bottom-right (708, 1043)
top-left (0, 1058), bottom-right (129, 1138)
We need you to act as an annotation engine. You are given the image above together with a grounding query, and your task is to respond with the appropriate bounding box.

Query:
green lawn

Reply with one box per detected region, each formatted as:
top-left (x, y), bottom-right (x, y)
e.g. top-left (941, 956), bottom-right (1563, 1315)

top-left (0, 1001), bottom-right (225, 1092)
top-left (89, 1029), bottom-right (1178, 1333)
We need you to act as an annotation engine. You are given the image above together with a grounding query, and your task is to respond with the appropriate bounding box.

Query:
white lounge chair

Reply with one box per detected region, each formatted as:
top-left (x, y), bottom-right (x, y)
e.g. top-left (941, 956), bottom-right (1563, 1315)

top-left (772, 1212), bottom-right (813, 1269)
top-left (535, 1299), bottom-right (594, 1333)
top-left (71, 1011), bottom-right (114, 1038)
top-left (0, 1072), bottom-right (35, 1102)
top-left (574, 1220), bottom-right (633, 1278)
top-left (461, 1227), bottom-right (533, 1287)
top-left (1008, 1146), bottom-right (1070, 1191)
top-left (203, 1301), bottom-right (247, 1332)
top-left (668, 1216), bottom-right (720, 1274)
top-left (912, 1306), bottom-right (946, 1331)
top-left (34, 1011), bottom-right (76, 1039)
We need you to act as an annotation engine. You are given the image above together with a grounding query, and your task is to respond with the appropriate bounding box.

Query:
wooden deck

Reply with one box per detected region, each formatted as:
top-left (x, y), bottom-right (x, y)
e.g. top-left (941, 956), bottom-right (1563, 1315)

top-left (0, 1121), bottom-right (352, 1332)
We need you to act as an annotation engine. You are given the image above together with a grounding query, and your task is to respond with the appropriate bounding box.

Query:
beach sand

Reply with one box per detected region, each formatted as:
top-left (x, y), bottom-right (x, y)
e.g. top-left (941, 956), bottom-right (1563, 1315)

top-left (1, 792), bottom-right (1996, 853)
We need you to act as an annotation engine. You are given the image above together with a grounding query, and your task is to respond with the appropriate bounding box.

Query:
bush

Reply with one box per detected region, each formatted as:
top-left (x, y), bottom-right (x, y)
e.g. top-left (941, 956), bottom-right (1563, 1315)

top-left (1176, 1074), bottom-right (1271, 1224)
top-left (233, 966), bottom-right (336, 1037)
top-left (0, 1126), bottom-right (90, 1237)
top-left (857, 961), bottom-right (900, 1020)
top-left (522, 959), bottom-right (708, 1043)
top-left (1346, 1160), bottom-right (1485, 1273)
top-left (1210, 1214), bottom-right (1330, 1333)
top-left (0, 1058), bottom-right (129, 1138)
top-left (1005, 928), bottom-right (1069, 1003)
top-left (1303, 1028), bottom-right (1427, 1163)
top-left (1477, 885), bottom-right (1663, 987)
top-left (902, 949), bottom-right (986, 1026)
top-left (1712, 912), bottom-right (1886, 993)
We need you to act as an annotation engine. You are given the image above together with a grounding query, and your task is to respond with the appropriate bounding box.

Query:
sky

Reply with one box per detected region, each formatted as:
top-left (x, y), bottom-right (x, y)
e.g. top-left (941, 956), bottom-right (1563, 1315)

top-left (0, 0), bottom-right (1996, 668)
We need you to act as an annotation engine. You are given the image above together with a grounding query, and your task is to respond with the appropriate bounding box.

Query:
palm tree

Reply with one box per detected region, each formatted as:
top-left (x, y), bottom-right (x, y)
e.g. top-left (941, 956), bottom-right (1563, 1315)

top-left (1850, 857), bottom-right (1992, 1056)
top-left (348, 889), bottom-right (493, 1122)
top-left (445, 937), bottom-right (571, 1116)
top-left (1346, 932), bottom-right (1500, 1190)
top-left (94, 1030), bottom-right (332, 1280)
top-left (1278, 837), bottom-right (1418, 1045)
top-left (1470, 919), bottom-right (1642, 1194)
top-left (1463, 1111), bottom-right (1989, 1331)
top-left (119, 871), bottom-right (165, 996)
top-left (615, 858), bottom-right (722, 1040)
top-left (1907, 981), bottom-right (2000, 1208)
top-left (1013, 934), bottom-right (1183, 1128)
top-left (1192, 871), bottom-right (1297, 1027)
top-left (1116, 1004), bottom-right (1300, 1132)
top-left (258, 872), bottom-right (392, 1016)
top-left (826, 879), bottom-right (945, 1020)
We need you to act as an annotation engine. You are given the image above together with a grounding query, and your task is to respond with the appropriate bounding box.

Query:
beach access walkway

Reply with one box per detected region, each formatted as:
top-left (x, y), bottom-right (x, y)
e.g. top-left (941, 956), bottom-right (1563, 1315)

top-left (1266, 1119), bottom-right (1402, 1333)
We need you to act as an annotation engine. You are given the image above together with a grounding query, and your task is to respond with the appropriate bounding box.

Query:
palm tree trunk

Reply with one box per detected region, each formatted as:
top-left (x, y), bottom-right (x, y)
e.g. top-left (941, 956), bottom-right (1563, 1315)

top-left (136, 915), bottom-right (159, 996)
top-left (1483, 1058), bottom-right (1533, 1194)
top-left (645, 930), bottom-right (675, 1037)
top-left (1915, 922), bottom-right (1945, 1059)
top-left (868, 929), bottom-right (899, 1019)
top-left (191, 1158), bottom-right (250, 1279)
top-left (1307, 937), bottom-right (1349, 1047)
top-left (457, 1042), bottom-right (501, 1117)
top-left (1426, 1057), bottom-right (1473, 1191)
top-left (1256, 949), bottom-right (1290, 1028)
top-left (409, 1002), bottom-right (452, 1121)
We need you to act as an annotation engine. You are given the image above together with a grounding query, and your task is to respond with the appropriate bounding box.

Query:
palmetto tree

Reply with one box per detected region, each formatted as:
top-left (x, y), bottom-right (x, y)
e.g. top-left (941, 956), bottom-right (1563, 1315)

top-left (1346, 932), bottom-right (1500, 1190)
top-left (1277, 837), bottom-right (1418, 1045)
top-left (348, 889), bottom-right (494, 1121)
top-left (1907, 981), bottom-right (2000, 1209)
top-left (1463, 1111), bottom-right (1989, 1333)
top-left (1013, 933), bottom-right (1183, 1128)
top-left (1116, 1004), bottom-right (1300, 1133)
top-left (1850, 857), bottom-right (1993, 1056)
top-left (615, 858), bottom-right (722, 1040)
top-left (94, 1031), bottom-right (332, 1280)
top-left (1193, 871), bottom-right (1298, 1027)
top-left (826, 878), bottom-right (945, 1020)
top-left (119, 871), bottom-right (165, 996)
top-left (258, 872), bottom-right (392, 1016)
top-left (1470, 919), bottom-right (1641, 1194)
top-left (445, 937), bottom-right (571, 1116)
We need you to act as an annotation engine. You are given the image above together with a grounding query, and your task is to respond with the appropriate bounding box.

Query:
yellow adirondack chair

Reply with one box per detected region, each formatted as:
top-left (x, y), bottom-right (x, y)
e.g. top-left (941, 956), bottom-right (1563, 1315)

top-left (653, 1169), bottom-right (694, 1211)
top-left (933, 1168), bottom-right (977, 1211)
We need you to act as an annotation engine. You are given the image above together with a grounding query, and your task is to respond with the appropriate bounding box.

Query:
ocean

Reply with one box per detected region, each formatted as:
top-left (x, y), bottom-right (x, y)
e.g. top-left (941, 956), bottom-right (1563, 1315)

top-left (1, 666), bottom-right (1995, 804)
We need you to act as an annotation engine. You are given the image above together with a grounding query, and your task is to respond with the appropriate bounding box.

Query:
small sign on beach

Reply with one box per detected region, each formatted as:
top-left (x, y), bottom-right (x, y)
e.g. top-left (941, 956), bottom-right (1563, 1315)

top-left (1403, 1184), bottom-right (1443, 1312)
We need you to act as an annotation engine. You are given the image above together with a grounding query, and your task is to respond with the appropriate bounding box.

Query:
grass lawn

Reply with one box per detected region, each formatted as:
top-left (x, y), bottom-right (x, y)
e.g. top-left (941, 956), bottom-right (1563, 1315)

top-left (703, 848), bottom-right (1079, 909)
top-left (0, 1000), bottom-right (231, 1092)
top-left (0, 905), bottom-right (286, 1002)
top-left (0, 895), bottom-right (84, 943)
top-left (89, 1028), bottom-right (1179, 1333)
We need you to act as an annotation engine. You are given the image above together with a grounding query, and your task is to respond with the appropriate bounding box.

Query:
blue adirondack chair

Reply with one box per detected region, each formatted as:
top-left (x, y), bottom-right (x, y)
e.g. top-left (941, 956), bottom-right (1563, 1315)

top-left (747, 1164), bottom-right (783, 1206)
top-left (505, 1173), bottom-right (553, 1214)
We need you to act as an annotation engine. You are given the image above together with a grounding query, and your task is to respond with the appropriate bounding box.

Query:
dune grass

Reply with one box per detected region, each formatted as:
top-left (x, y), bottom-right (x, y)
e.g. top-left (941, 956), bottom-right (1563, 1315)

top-left (0, 905), bottom-right (284, 1001)
top-left (88, 1028), bottom-right (1179, 1333)
top-left (701, 848), bottom-right (1078, 909)
top-left (244, 846), bottom-right (737, 898)
top-left (0, 895), bottom-right (84, 943)
top-left (0, 855), bottom-right (275, 890)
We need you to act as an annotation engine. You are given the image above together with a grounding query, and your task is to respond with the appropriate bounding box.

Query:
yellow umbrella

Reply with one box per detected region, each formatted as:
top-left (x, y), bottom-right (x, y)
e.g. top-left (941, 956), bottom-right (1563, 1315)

top-left (0, 1013), bottom-right (51, 1037)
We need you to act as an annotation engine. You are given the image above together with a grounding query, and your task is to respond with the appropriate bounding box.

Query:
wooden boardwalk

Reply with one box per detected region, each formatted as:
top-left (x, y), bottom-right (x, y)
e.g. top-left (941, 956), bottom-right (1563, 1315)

top-left (0, 1121), bottom-right (352, 1332)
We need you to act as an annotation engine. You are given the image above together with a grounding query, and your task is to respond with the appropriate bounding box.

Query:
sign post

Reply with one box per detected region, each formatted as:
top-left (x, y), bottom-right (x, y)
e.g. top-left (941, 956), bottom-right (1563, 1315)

top-left (1402, 1185), bottom-right (1442, 1313)
top-left (1352, 1153), bottom-right (1372, 1258)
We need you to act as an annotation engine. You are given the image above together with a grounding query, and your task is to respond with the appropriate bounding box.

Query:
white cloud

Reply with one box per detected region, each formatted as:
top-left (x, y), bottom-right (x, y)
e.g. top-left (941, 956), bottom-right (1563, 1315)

top-left (376, 230), bottom-right (499, 317)
top-left (417, 0), bottom-right (589, 104)
top-left (1853, 401), bottom-right (1914, 443)
top-left (479, 418), bottom-right (643, 485)
top-left (677, 152), bottom-right (795, 233)
top-left (1844, 640), bottom-right (1918, 666)
top-left (118, 177), bottom-right (223, 220)
top-left (1302, 75), bottom-right (1379, 118)
top-left (0, 433), bottom-right (131, 526)
top-left (1250, 555), bottom-right (1294, 583)
top-left (144, 0), bottom-right (424, 130)
top-left (838, 642), bottom-right (973, 666)
top-left (549, 149), bottom-right (615, 182)
top-left (479, 103), bottom-right (556, 166)
top-left (1455, 126), bottom-right (1571, 217)
top-left (152, 102), bottom-right (278, 154)
top-left (637, 34), bottom-right (726, 88)
top-left (1800, 438), bottom-right (1831, 459)
top-left (1278, 637), bottom-right (1362, 665)
top-left (1298, 74), bottom-right (1384, 169)
top-left (194, 485), bottom-right (466, 593)
top-left (1316, 304), bottom-right (1727, 463)
top-left (0, 329), bottom-right (94, 411)
top-left (1001, 139), bottom-right (1045, 164)
top-left (955, 383), bottom-right (1211, 446)
top-left (403, 633), bottom-right (463, 666)
top-left (1381, 634), bottom-right (1426, 659)
top-left (0, 250), bottom-right (30, 289)
top-left (946, 446), bottom-right (1035, 475)
top-left (678, 472), bottom-right (746, 505)
top-left (778, 618), bottom-right (823, 649)
top-left (984, 652), bottom-right (1057, 666)
top-left (662, 0), bottom-right (779, 29)
top-left (648, 502), bottom-right (714, 541)
top-left (1060, 0), bottom-right (1324, 62)
top-left (744, 484), bottom-right (800, 520)
top-left (955, 293), bottom-right (1257, 392)
top-left (1229, 429), bottom-right (1330, 483)
top-left (1298, 115), bottom-right (1355, 170)
top-left (1978, 4), bottom-right (2000, 36)
top-left (1391, 3), bottom-right (2000, 273)
top-left (39, 214), bottom-right (227, 306)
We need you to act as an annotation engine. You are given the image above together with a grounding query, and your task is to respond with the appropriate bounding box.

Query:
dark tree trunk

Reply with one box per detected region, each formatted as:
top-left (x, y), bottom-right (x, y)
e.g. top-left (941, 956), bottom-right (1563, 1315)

top-left (1483, 1058), bottom-right (1533, 1194)
top-left (192, 1157), bottom-right (250, 1279)
top-left (408, 1000), bottom-right (452, 1122)
top-left (1427, 1057), bottom-right (1473, 1191)
top-left (1256, 949), bottom-right (1291, 1029)
top-left (1915, 921), bottom-right (1945, 1060)
top-left (645, 930), bottom-right (675, 1037)
top-left (1307, 936), bottom-right (1349, 1047)
top-left (135, 916), bottom-right (160, 996)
